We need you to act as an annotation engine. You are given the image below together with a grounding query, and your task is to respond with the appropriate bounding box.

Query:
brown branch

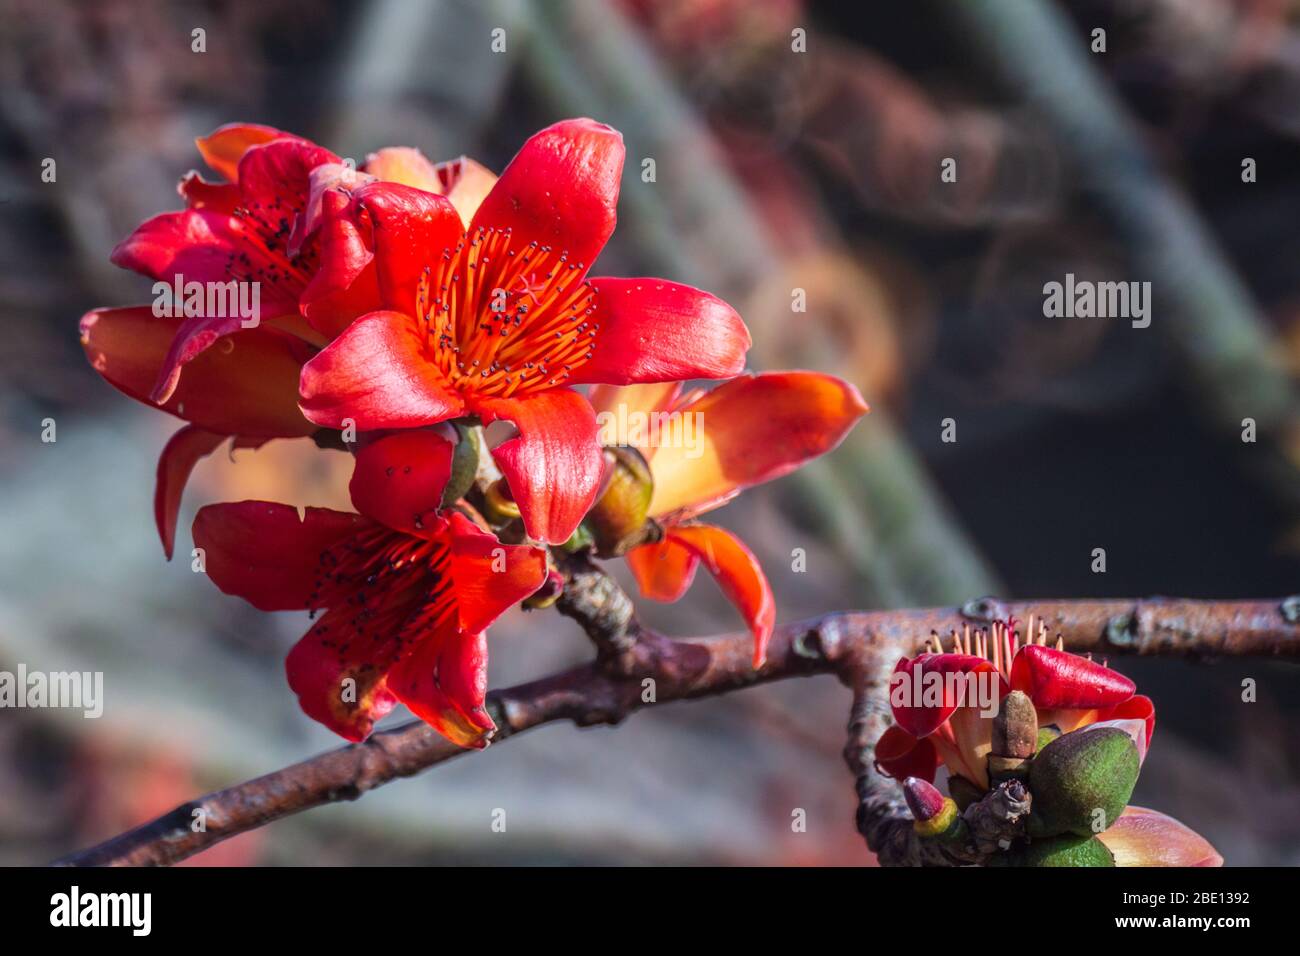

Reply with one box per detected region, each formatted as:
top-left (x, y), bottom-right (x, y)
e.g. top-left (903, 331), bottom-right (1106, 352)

top-left (55, 594), bottom-right (1300, 866)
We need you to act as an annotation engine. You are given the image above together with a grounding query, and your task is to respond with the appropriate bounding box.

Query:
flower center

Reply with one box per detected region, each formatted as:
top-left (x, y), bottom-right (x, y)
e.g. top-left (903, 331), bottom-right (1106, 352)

top-left (415, 226), bottom-right (599, 398)
top-left (307, 525), bottom-right (457, 662)
top-left (230, 197), bottom-right (317, 293)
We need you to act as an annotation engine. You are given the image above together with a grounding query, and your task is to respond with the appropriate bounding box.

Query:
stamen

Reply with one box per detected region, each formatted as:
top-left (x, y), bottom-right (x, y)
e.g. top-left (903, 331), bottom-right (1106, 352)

top-left (417, 226), bottom-right (599, 398)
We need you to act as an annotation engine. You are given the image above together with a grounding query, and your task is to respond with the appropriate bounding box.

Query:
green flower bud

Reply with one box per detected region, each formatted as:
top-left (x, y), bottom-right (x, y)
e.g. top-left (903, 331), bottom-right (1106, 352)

top-left (586, 446), bottom-right (654, 557)
top-left (1028, 727), bottom-right (1139, 838)
top-left (441, 421), bottom-right (483, 508)
top-left (1036, 724), bottom-right (1062, 754)
top-left (999, 833), bottom-right (1115, 867)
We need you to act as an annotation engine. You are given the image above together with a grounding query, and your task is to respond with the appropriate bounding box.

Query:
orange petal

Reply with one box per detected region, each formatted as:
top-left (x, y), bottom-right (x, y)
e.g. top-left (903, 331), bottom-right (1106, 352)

top-left (589, 382), bottom-right (682, 458)
top-left (440, 156), bottom-right (498, 227)
top-left (625, 536), bottom-right (700, 602)
top-left (195, 123), bottom-right (289, 182)
top-left (80, 307), bottom-right (317, 438)
top-left (666, 524), bottom-right (775, 667)
top-left (363, 146), bottom-right (442, 192)
top-left (155, 425), bottom-right (229, 559)
top-left (1097, 807), bottom-right (1224, 867)
top-left (646, 371), bottom-right (868, 521)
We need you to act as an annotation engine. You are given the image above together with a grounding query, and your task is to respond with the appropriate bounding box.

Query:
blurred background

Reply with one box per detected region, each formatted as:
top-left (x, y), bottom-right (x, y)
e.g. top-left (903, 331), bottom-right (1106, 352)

top-left (1, 0), bottom-right (1298, 865)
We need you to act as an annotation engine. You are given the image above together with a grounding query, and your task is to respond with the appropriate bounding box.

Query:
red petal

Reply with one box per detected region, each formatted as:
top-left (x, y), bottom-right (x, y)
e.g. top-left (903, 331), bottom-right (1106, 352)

top-left (80, 307), bottom-right (317, 438)
top-left (386, 621), bottom-right (494, 748)
top-left (298, 188), bottom-right (382, 340)
top-left (874, 725), bottom-right (940, 783)
top-left (470, 118), bottom-right (623, 272)
top-left (645, 371), bottom-right (870, 520)
top-left (570, 278), bottom-right (750, 386)
top-left (474, 389), bottom-right (603, 545)
top-left (196, 123), bottom-right (293, 181)
top-left (664, 524), bottom-right (775, 667)
top-left (1097, 693), bottom-right (1156, 747)
top-left (298, 310), bottom-right (466, 430)
top-left (1011, 644), bottom-right (1136, 710)
top-left (348, 430), bottom-right (454, 536)
top-left (625, 536), bottom-right (700, 602)
top-left (192, 501), bottom-right (366, 611)
top-left (179, 172), bottom-right (240, 213)
top-left (1097, 807), bottom-right (1223, 867)
top-left (154, 425), bottom-right (229, 560)
top-left (285, 611), bottom-right (400, 743)
top-left (890, 653), bottom-right (995, 739)
top-left (444, 512), bottom-right (548, 633)
top-left (347, 181), bottom-right (465, 312)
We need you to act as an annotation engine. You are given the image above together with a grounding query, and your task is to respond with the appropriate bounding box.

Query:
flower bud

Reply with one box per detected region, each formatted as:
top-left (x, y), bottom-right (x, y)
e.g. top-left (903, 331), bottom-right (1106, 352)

top-left (440, 421), bottom-right (482, 508)
top-left (483, 478), bottom-right (521, 524)
top-left (903, 776), bottom-right (966, 843)
top-left (998, 833), bottom-right (1115, 867)
top-left (585, 446), bottom-right (654, 557)
top-left (992, 690), bottom-right (1038, 758)
top-left (1028, 727), bottom-right (1139, 838)
top-left (522, 568), bottom-right (565, 610)
top-left (1036, 724), bottom-right (1061, 753)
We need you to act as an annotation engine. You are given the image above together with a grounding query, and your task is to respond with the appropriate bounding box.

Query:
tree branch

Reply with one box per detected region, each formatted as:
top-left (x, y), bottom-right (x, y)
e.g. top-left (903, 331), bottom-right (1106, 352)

top-left (55, 594), bottom-right (1300, 866)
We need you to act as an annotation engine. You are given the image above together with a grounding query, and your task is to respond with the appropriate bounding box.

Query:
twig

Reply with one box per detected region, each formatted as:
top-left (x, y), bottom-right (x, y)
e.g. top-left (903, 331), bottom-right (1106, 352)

top-left (55, 591), bottom-right (1300, 866)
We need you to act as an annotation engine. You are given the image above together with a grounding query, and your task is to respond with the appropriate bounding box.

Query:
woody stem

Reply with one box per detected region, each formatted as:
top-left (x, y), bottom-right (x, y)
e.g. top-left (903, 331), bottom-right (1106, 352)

top-left (53, 594), bottom-right (1300, 867)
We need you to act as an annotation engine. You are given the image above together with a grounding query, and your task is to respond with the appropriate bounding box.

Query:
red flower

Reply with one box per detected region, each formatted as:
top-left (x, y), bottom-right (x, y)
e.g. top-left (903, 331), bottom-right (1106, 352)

top-left (80, 124), bottom-right (500, 558)
top-left (876, 618), bottom-right (1153, 788)
top-left (297, 119), bottom-right (753, 545)
top-left (590, 371), bottom-right (867, 665)
top-left (192, 429), bottom-right (547, 746)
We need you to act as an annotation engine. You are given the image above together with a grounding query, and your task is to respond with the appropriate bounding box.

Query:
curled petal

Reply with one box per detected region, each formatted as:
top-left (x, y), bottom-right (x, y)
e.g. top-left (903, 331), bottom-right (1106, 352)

top-left (155, 425), bottom-right (229, 560)
top-left (890, 653), bottom-right (994, 739)
top-left (80, 307), bottom-right (317, 438)
top-left (570, 278), bottom-right (750, 387)
top-left (663, 524), bottom-right (775, 667)
top-left (1097, 807), bottom-right (1224, 867)
top-left (1098, 693), bottom-right (1156, 747)
top-left (874, 725), bottom-right (940, 783)
top-left (626, 536), bottom-right (700, 602)
top-left (1011, 644), bottom-right (1136, 710)
top-left (192, 501), bottom-right (367, 611)
top-left (348, 430), bottom-right (454, 536)
top-left (179, 172), bottom-right (240, 213)
top-left (298, 310), bottom-right (465, 430)
top-left (645, 371), bottom-right (869, 520)
top-left (475, 389), bottom-right (603, 546)
top-left (445, 512), bottom-right (548, 633)
top-left (387, 623), bottom-right (494, 749)
top-left (196, 123), bottom-right (292, 181)
top-left (298, 188), bottom-right (382, 340)
top-left (470, 118), bottom-right (623, 272)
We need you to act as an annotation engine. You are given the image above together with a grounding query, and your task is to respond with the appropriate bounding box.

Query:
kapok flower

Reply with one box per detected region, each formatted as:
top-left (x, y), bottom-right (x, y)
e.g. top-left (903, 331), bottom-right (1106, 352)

top-left (80, 123), bottom-right (499, 558)
top-left (876, 617), bottom-right (1154, 789)
top-left (587, 372), bottom-right (868, 665)
top-left (191, 429), bottom-right (546, 746)
top-left (296, 118), bottom-right (753, 546)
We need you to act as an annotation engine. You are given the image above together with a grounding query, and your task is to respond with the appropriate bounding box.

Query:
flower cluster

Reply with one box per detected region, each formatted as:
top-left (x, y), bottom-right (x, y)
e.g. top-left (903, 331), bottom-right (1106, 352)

top-left (877, 618), bottom-right (1222, 866)
top-left (84, 119), bottom-right (866, 746)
